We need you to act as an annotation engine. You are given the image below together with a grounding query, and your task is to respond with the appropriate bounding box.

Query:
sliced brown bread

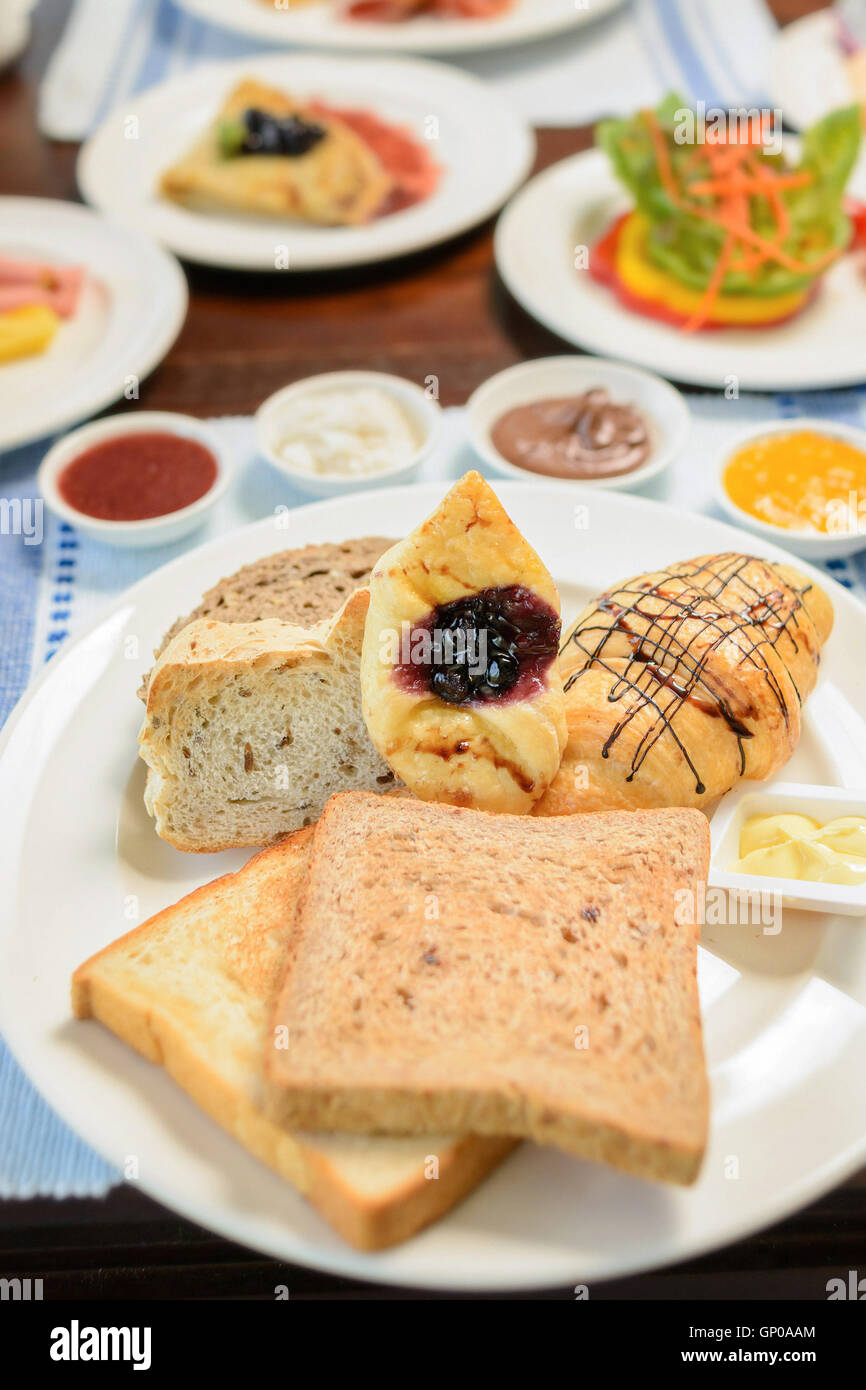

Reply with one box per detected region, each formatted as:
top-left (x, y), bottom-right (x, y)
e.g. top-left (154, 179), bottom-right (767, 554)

top-left (140, 538), bottom-right (394, 698)
top-left (72, 827), bottom-right (514, 1251)
top-left (266, 792), bottom-right (711, 1185)
top-left (139, 589), bottom-right (398, 853)
top-left (156, 538), bottom-right (395, 654)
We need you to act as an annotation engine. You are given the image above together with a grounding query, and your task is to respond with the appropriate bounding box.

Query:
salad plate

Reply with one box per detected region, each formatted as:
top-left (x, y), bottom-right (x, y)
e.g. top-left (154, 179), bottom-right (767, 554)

top-left (174, 0), bottom-right (626, 55)
top-left (1, 483), bottom-right (865, 1292)
top-left (496, 114), bottom-right (866, 393)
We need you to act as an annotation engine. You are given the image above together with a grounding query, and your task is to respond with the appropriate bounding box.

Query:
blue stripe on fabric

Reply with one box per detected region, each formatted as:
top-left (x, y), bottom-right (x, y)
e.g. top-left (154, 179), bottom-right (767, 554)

top-left (133, 0), bottom-right (186, 96)
top-left (0, 1046), bottom-right (117, 1199)
top-left (91, 0), bottom-right (157, 130)
top-left (652, 0), bottom-right (725, 107)
top-left (696, 1), bottom-right (770, 107)
top-left (634, 0), bottom-right (683, 94)
top-left (0, 450), bottom-right (117, 1197)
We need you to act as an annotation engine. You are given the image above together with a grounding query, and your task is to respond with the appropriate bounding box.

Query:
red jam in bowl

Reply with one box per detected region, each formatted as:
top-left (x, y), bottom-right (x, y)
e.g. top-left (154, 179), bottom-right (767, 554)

top-left (57, 432), bottom-right (218, 522)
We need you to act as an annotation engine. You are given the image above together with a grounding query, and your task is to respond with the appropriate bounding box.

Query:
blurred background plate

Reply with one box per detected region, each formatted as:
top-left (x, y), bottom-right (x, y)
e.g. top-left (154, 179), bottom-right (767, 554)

top-left (495, 147), bottom-right (866, 393)
top-left (0, 199), bottom-right (187, 455)
top-left (174, 0), bottom-right (627, 56)
top-left (78, 53), bottom-right (535, 271)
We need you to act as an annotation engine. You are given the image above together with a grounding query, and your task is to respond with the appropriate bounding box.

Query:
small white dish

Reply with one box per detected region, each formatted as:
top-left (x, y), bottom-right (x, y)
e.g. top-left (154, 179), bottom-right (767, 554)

top-left (714, 417), bottom-right (866, 561)
top-left (38, 412), bottom-right (231, 549)
top-left (710, 780), bottom-right (866, 917)
top-left (466, 356), bottom-right (690, 491)
top-left (256, 370), bottom-right (443, 499)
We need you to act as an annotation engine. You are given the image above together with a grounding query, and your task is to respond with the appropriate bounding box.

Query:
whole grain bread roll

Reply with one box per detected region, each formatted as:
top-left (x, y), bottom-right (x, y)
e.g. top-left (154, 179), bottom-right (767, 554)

top-left (139, 537), bottom-right (394, 699)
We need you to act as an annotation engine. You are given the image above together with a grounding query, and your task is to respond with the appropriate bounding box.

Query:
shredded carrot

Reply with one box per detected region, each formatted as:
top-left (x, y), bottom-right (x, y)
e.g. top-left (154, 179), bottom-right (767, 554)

top-left (687, 172), bottom-right (813, 196)
top-left (636, 110), bottom-right (843, 327)
top-left (682, 229), bottom-right (738, 333)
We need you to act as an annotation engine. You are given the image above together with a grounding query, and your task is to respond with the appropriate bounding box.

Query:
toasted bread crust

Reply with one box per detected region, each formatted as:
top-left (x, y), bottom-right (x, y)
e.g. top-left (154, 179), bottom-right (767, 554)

top-left (139, 589), bottom-right (396, 854)
top-left (72, 828), bottom-right (511, 1250)
top-left (267, 793), bottom-right (710, 1185)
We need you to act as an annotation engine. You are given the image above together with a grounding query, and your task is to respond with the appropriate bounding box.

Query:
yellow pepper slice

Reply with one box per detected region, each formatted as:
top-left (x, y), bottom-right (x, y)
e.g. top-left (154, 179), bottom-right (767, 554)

top-left (615, 213), bottom-right (810, 326)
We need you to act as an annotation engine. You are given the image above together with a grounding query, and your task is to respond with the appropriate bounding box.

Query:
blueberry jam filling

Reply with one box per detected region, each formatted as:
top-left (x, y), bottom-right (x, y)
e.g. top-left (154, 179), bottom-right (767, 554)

top-left (395, 585), bottom-right (560, 705)
top-left (219, 108), bottom-right (328, 159)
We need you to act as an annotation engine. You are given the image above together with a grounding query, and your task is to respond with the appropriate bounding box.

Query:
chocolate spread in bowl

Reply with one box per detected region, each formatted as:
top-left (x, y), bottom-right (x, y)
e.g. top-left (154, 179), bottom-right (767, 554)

top-left (490, 388), bottom-right (652, 480)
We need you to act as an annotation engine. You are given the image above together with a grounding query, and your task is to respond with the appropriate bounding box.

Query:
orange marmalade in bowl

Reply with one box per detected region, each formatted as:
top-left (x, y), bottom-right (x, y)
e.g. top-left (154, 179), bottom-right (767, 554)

top-left (723, 428), bottom-right (866, 534)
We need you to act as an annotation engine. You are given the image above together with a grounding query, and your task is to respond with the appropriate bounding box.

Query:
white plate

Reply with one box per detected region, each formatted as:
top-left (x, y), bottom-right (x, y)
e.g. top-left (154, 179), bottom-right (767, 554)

top-left (0, 200), bottom-right (187, 455)
top-left (175, 0), bottom-right (625, 55)
top-left (495, 148), bottom-right (866, 393)
top-left (78, 54), bottom-right (535, 272)
top-left (1, 484), bottom-right (865, 1292)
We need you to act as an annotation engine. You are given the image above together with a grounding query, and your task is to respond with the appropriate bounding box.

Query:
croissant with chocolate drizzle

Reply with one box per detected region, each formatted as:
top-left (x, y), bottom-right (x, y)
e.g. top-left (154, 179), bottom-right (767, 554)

top-left (535, 554), bottom-right (834, 816)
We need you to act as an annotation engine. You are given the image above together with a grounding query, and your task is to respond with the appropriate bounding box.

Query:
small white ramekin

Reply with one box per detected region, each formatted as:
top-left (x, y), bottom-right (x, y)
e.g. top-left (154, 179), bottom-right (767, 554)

top-left (256, 370), bottom-right (444, 499)
top-left (38, 412), bottom-right (231, 548)
top-left (466, 356), bottom-right (691, 491)
top-left (710, 780), bottom-right (866, 916)
top-left (715, 417), bottom-right (866, 562)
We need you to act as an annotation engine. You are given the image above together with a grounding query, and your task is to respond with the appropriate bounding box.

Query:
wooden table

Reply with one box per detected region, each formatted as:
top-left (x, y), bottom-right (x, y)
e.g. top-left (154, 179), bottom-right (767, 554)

top-left (2, 0), bottom-right (862, 1300)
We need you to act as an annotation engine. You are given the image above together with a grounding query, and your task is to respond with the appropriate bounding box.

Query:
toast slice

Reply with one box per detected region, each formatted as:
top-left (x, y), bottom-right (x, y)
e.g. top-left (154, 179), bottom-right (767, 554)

top-left (72, 828), bottom-right (514, 1251)
top-left (139, 589), bottom-right (397, 853)
top-left (266, 792), bottom-right (711, 1185)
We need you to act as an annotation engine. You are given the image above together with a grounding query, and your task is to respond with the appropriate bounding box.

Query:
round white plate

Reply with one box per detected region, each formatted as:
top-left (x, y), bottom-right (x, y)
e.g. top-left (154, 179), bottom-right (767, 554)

top-left (78, 54), bottom-right (535, 272)
top-left (0, 200), bottom-right (187, 455)
top-left (495, 148), bottom-right (866, 393)
top-left (1, 483), bottom-right (865, 1293)
top-left (175, 0), bottom-right (625, 55)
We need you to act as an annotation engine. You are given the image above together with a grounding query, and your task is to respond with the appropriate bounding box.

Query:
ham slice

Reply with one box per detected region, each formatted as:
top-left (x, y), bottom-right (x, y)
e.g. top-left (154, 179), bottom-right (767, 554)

top-left (0, 256), bottom-right (84, 318)
top-left (310, 102), bottom-right (441, 213)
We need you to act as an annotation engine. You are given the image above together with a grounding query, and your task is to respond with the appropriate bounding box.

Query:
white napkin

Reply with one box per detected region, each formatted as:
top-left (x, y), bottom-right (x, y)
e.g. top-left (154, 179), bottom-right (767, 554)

top-left (38, 0), bottom-right (778, 141)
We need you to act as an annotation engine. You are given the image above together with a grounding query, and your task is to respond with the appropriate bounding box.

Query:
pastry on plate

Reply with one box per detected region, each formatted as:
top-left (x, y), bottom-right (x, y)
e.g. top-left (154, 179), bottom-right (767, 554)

top-left (160, 78), bottom-right (393, 225)
top-left (266, 791), bottom-right (711, 1184)
top-left (360, 471), bottom-right (567, 815)
top-left (536, 553), bottom-right (834, 816)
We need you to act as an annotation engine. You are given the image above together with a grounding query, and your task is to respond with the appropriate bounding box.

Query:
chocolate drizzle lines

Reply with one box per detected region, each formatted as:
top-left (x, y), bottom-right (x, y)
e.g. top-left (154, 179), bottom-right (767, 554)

top-left (562, 554), bottom-right (819, 794)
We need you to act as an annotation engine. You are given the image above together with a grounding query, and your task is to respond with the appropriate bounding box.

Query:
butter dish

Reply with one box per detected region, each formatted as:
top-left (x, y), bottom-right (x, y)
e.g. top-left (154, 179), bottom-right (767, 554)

top-left (710, 781), bottom-right (866, 917)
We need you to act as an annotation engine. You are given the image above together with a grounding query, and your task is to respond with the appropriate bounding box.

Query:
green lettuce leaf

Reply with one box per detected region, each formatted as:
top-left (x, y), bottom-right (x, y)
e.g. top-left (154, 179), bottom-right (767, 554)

top-left (595, 97), bottom-right (861, 299)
